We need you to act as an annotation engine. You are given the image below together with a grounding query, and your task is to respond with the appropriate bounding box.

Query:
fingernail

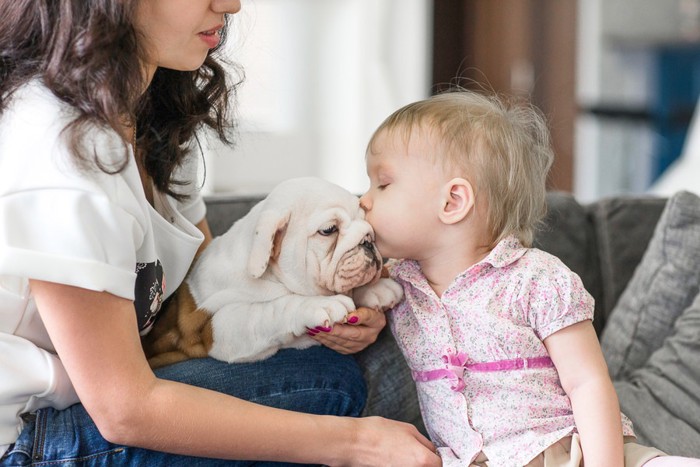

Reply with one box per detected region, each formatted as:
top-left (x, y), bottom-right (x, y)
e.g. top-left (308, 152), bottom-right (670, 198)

top-left (348, 316), bottom-right (359, 324)
top-left (307, 330), bottom-right (318, 336)
top-left (315, 326), bottom-right (332, 332)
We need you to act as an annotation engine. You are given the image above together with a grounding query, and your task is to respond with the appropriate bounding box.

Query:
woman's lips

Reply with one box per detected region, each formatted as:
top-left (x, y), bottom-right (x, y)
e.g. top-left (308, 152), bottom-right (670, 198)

top-left (198, 26), bottom-right (222, 48)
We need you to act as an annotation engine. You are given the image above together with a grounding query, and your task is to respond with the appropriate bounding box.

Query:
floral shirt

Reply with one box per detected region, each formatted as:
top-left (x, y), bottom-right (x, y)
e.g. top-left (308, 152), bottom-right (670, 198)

top-left (388, 236), bottom-right (634, 467)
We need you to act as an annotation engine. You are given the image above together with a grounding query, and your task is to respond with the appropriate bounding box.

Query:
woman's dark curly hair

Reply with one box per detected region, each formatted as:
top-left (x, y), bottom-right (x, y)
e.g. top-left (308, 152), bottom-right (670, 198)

top-left (0, 0), bottom-right (242, 198)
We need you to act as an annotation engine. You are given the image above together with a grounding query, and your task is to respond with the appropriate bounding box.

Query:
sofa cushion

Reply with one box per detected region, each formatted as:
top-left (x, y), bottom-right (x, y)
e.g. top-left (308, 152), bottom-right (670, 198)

top-left (587, 195), bottom-right (667, 326)
top-left (613, 290), bottom-right (700, 457)
top-left (204, 195), bottom-right (263, 237)
top-left (354, 328), bottom-right (426, 433)
top-left (601, 191), bottom-right (700, 380)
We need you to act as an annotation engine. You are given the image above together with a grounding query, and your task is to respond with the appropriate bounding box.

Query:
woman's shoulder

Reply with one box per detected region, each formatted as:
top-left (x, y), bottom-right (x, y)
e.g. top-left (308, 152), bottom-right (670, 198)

top-left (2, 78), bottom-right (122, 150)
top-left (4, 80), bottom-right (98, 159)
top-left (3, 78), bottom-right (127, 171)
top-left (3, 79), bottom-right (76, 128)
top-left (0, 79), bottom-right (146, 219)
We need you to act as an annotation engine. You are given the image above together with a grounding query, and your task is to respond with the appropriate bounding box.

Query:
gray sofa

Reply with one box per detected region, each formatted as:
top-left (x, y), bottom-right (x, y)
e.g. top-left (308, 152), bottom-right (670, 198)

top-left (204, 190), bottom-right (700, 458)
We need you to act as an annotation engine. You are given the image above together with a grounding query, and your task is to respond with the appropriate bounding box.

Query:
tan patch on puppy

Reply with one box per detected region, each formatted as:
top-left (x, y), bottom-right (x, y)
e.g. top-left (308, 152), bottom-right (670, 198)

top-left (142, 283), bottom-right (213, 369)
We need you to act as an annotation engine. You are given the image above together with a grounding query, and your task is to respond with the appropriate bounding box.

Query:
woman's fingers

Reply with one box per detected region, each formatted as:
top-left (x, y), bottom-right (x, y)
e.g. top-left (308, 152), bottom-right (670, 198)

top-left (307, 307), bottom-right (386, 354)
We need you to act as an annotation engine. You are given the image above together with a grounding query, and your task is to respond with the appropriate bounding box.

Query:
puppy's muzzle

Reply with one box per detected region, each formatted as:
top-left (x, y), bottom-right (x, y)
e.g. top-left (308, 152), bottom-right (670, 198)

top-left (360, 237), bottom-right (381, 270)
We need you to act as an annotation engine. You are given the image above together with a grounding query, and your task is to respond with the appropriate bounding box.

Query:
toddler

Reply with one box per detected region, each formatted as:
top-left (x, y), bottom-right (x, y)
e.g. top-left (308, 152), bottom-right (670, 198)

top-left (359, 90), bottom-right (700, 467)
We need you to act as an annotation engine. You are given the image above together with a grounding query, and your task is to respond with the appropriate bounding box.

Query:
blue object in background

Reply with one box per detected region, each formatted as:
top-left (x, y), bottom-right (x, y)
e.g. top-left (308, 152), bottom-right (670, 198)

top-left (651, 46), bottom-right (700, 180)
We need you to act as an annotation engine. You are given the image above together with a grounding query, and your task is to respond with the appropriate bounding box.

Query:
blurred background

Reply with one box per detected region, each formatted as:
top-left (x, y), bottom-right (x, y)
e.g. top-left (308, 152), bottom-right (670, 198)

top-left (201, 0), bottom-right (700, 202)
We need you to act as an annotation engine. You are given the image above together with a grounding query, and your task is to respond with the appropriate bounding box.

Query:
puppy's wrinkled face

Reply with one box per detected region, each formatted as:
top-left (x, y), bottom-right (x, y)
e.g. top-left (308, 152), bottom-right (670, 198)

top-left (262, 179), bottom-right (383, 296)
top-left (300, 199), bottom-right (382, 295)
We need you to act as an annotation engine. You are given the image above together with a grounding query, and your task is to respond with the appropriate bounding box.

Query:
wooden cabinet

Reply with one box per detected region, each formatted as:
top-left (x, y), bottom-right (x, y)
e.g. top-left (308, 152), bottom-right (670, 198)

top-left (432, 0), bottom-right (577, 192)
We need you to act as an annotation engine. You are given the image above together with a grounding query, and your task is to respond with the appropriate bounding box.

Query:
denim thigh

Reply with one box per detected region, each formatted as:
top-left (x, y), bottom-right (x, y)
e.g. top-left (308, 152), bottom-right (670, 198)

top-left (2, 345), bottom-right (366, 466)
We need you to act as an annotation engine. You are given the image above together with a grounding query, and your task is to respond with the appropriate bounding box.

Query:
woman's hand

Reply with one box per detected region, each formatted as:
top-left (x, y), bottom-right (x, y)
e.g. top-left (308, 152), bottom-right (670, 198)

top-left (340, 416), bottom-right (442, 467)
top-left (308, 306), bottom-right (386, 354)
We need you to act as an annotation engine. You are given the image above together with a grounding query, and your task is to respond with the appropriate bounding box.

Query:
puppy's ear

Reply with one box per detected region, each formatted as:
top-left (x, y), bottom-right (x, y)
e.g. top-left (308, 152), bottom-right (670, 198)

top-left (247, 208), bottom-right (291, 278)
top-left (439, 177), bottom-right (474, 225)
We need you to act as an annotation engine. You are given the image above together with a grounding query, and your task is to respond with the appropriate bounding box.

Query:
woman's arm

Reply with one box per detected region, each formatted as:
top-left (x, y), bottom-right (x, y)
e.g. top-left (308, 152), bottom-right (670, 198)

top-left (30, 279), bottom-right (439, 466)
top-left (544, 320), bottom-right (624, 467)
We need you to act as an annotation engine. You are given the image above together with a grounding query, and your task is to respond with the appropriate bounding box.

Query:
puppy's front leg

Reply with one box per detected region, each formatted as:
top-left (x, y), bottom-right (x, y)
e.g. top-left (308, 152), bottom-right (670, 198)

top-left (207, 294), bottom-right (355, 363)
top-left (353, 277), bottom-right (404, 311)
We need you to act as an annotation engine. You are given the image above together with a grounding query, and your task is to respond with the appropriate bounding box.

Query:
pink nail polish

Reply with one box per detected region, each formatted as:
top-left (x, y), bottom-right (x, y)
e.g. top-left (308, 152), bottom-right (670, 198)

top-left (348, 316), bottom-right (359, 324)
top-left (307, 330), bottom-right (318, 336)
top-left (315, 326), bottom-right (332, 332)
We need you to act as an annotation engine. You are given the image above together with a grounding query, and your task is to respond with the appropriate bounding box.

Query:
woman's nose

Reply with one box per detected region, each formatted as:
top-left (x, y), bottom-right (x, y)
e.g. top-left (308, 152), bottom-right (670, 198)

top-left (212, 0), bottom-right (242, 14)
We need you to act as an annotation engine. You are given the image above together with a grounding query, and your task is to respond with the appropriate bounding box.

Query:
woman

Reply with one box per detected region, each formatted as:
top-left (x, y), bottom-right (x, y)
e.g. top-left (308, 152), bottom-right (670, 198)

top-left (0, 1), bottom-right (440, 465)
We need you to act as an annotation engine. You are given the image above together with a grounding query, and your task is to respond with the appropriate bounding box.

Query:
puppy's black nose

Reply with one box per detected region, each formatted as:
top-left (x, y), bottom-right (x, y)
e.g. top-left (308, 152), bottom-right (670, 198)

top-left (361, 240), bottom-right (379, 267)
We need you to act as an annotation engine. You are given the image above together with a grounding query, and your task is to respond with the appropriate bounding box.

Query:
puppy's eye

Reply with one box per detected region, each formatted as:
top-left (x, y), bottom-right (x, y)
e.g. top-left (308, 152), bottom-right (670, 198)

top-left (318, 225), bottom-right (338, 236)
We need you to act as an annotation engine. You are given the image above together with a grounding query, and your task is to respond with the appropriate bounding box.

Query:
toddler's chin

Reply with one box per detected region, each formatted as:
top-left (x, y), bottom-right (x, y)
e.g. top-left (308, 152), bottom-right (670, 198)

top-left (376, 244), bottom-right (397, 261)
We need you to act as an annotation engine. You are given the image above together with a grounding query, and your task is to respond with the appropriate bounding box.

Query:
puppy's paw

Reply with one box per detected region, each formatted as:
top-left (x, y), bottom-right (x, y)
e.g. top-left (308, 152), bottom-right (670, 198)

top-left (296, 294), bottom-right (355, 334)
top-left (353, 278), bottom-right (404, 311)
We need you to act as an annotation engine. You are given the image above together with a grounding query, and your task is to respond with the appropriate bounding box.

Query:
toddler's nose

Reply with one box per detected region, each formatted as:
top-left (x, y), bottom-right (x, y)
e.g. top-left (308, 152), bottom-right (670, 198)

top-left (359, 193), bottom-right (371, 211)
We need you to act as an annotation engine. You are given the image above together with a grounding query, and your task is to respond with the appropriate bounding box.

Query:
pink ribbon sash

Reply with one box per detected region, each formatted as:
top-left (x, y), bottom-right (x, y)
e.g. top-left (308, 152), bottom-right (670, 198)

top-left (412, 353), bottom-right (554, 392)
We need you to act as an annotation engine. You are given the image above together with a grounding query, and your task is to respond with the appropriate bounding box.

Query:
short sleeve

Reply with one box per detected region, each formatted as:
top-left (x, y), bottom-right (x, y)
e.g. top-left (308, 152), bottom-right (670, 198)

top-left (0, 188), bottom-right (145, 300)
top-left (523, 253), bottom-right (595, 340)
top-left (0, 82), bottom-right (148, 299)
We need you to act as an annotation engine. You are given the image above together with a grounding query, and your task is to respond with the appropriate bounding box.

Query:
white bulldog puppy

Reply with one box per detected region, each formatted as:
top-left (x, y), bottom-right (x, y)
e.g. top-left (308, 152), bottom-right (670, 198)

top-left (154, 177), bottom-right (403, 364)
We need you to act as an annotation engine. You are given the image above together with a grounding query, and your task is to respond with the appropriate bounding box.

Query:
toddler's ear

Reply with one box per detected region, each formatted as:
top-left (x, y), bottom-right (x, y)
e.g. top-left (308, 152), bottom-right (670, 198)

top-left (439, 178), bottom-right (474, 225)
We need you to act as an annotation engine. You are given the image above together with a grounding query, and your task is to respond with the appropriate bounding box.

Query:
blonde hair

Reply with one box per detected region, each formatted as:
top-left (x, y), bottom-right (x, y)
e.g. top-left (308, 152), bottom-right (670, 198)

top-left (367, 90), bottom-right (554, 247)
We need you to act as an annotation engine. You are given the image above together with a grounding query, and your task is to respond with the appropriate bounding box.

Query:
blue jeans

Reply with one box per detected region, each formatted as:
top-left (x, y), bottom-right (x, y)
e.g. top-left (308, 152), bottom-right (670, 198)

top-left (1, 346), bottom-right (366, 466)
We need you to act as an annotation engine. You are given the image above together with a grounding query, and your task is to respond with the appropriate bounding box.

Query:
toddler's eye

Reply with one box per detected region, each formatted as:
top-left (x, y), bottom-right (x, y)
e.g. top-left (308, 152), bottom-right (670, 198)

top-left (318, 225), bottom-right (338, 236)
top-left (378, 184), bottom-right (389, 190)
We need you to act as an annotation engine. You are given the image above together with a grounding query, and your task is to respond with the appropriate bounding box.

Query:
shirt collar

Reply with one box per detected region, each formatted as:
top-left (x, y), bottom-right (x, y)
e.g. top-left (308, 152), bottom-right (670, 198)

top-left (479, 235), bottom-right (527, 269)
top-left (389, 235), bottom-right (528, 286)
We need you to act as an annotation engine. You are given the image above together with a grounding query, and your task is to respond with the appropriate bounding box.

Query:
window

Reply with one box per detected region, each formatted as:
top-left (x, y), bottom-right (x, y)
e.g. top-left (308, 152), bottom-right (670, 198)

top-left (201, 0), bottom-right (431, 195)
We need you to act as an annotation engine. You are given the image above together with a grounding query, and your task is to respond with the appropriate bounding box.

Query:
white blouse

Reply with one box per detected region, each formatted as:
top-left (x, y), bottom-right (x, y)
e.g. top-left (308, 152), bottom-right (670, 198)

top-left (0, 80), bottom-right (206, 455)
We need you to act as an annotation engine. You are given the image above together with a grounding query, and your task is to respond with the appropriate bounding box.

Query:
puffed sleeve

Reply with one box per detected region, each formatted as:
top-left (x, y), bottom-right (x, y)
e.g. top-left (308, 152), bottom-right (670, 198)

top-left (522, 251), bottom-right (595, 340)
